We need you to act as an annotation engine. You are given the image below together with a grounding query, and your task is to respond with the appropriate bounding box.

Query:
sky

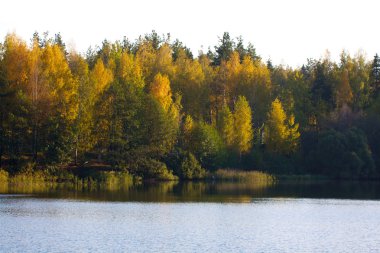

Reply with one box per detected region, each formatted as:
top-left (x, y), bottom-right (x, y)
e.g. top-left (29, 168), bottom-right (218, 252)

top-left (1, 0), bottom-right (379, 67)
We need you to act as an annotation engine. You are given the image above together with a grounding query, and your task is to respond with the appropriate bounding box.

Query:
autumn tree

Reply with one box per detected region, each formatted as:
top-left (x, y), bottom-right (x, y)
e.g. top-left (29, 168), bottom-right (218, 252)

top-left (234, 96), bottom-right (253, 156)
top-left (265, 98), bottom-right (300, 154)
top-left (149, 73), bottom-right (173, 111)
top-left (218, 105), bottom-right (235, 148)
top-left (335, 69), bottom-right (353, 107)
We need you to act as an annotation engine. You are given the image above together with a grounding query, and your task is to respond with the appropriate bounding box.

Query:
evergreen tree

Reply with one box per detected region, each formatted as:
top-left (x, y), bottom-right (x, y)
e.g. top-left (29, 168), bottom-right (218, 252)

top-left (213, 32), bottom-right (235, 66)
top-left (370, 53), bottom-right (380, 96)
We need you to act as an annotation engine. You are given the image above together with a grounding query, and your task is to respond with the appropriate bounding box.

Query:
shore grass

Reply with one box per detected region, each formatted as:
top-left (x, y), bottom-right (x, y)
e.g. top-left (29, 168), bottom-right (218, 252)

top-left (212, 169), bottom-right (276, 183)
top-left (0, 167), bottom-right (138, 192)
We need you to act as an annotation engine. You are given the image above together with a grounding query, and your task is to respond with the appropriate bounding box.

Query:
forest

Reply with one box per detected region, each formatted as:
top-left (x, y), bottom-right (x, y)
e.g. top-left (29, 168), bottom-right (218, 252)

top-left (0, 31), bottom-right (380, 181)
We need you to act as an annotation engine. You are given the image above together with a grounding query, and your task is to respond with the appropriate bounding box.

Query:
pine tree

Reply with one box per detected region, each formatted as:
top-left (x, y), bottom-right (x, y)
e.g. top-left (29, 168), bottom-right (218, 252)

top-left (370, 53), bottom-right (380, 96)
top-left (213, 32), bottom-right (235, 66)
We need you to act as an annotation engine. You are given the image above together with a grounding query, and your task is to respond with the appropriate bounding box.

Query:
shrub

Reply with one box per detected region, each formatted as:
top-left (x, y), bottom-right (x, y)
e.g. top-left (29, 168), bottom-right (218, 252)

top-left (179, 152), bottom-right (206, 179)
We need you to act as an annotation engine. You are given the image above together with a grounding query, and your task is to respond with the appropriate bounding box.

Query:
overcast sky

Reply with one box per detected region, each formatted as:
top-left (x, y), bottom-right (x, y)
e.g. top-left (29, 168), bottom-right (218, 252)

top-left (1, 0), bottom-right (379, 67)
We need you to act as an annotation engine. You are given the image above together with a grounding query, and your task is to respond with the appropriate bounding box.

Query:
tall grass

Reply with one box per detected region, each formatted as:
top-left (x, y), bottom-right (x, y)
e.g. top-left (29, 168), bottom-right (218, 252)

top-left (0, 169), bottom-right (9, 182)
top-left (212, 169), bottom-right (276, 184)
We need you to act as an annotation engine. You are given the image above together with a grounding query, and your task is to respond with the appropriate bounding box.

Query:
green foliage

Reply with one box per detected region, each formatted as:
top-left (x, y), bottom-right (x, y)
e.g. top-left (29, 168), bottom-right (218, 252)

top-left (132, 158), bottom-right (177, 180)
top-left (178, 152), bottom-right (206, 179)
top-left (189, 123), bottom-right (225, 170)
top-left (308, 128), bottom-right (375, 179)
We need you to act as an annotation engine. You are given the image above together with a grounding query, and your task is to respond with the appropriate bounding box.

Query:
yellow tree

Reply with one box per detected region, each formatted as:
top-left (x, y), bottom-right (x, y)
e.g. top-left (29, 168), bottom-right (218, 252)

top-left (172, 49), bottom-right (205, 119)
top-left (224, 51), bottom-right (242, 102)
top-left (154, 43), bottom-right (174, 79)
top-left (238, 56), bottom-right (271, 125)
top-left (265, 98), bottom-right (287, 153)
top-left (234, 96), bottom-right (253, 156)
top-left (90, 58), bottom-right (114, 156)
top-left (39, 43), bottom-right (79, 162)
top-left (3, 33), bottom-right (29, 89)
top-left (41, 43), bottom-right (78, 122)
top-left (68, 52), bottom-right (93, 161)
top-left (90, 58), bottom-right (113, 97)
top-left (149, 73), bottom-right (173, 112)
top-left (265, 98), bottom-right (300, 154)
top-left (1, 33), bottom-right (30, 161)
top-left (119, 52), bottom-right (144, 89)
top-left (218, 105), bottom-right (235, 147)
top-left (336, 68), bottom-right (353, 107)
top-left (136, 41), bottom-right (156, 83)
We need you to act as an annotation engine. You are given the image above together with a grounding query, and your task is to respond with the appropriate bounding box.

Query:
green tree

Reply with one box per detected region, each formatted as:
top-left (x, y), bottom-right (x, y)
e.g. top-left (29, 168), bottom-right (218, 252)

top-left (213, 32), bottom-right (235, 66)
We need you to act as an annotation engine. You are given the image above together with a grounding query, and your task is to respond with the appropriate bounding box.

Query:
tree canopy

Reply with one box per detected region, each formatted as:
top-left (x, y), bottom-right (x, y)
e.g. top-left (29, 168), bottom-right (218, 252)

top-left (0, 31), bottom-right (379, 180)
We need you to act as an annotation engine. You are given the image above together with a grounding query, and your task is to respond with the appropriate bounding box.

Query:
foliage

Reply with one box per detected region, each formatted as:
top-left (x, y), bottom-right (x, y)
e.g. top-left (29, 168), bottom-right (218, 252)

top-left (178, 152), bottom-right (206, 179)
top-left (0, 32), bottom-right (380, 181)
top-left (234, 96), bottom-right (253, 155)
top-left (265, 98), bottom-right (300, 154)
top-left (308, 128), bottom-right (375, 179)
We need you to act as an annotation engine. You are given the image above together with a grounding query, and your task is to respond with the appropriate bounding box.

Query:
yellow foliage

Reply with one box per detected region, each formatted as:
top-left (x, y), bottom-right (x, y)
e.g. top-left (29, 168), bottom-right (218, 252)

top-left (119, 52), bottom-right (144, 88)
top-left (136, 41), bottom-right (156, 82)
top-left (218, 105), bottom-right (235, 147)
top-left (183, 114), bottom-right (194, 136)
top-left (234, 96), bottom-right (253, 154)
top-left (3, 33), bottom-right (29, 88)
top-left (149, 73), bottom-right (173, 111)
top-left (90, 59), bottom-right (114, 96)
top-left (265, 98), bottom-right (300, 154)
top-left (155, 43), bottom-right (174, 78)
top-left (38, 44), bottom-right (78, 122)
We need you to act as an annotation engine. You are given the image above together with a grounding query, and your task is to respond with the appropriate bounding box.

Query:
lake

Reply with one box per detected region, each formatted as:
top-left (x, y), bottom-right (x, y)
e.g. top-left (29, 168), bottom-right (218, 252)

top-left (1, 181), bottom-right (380, 252)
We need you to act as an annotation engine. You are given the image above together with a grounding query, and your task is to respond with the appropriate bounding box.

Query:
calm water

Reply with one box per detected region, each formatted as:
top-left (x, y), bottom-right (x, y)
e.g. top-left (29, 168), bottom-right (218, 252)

top-left (1, 181), bottom-right (380, 252)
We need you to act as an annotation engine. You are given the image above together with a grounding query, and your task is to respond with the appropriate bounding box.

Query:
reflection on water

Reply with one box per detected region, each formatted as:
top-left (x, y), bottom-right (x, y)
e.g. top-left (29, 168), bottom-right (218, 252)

top-left (1, 180), bottom-right (380, 202)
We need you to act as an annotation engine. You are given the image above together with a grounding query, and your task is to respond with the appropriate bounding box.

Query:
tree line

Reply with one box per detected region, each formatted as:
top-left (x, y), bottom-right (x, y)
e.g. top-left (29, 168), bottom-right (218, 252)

top-left (0, 31), bottom-right (380, 180)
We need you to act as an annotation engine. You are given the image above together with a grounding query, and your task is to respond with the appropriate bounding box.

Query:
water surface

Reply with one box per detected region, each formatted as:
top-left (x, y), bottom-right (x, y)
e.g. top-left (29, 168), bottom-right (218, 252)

top-left (1, 181), bottom-right (380, 252)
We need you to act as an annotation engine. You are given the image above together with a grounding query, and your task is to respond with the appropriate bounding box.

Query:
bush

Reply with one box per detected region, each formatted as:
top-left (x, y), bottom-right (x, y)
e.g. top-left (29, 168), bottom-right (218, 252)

top-left (189, 123), bottom-right (225, 170)
top-left (133, 158), bottom-right (177, 180)
top-left (179, 152), bottom-right (206, 179)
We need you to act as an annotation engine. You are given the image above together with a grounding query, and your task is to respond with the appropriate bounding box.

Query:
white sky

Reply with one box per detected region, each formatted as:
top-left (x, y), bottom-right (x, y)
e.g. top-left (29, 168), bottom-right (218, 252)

top-left (1, 0), bottom-right (379, 67)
